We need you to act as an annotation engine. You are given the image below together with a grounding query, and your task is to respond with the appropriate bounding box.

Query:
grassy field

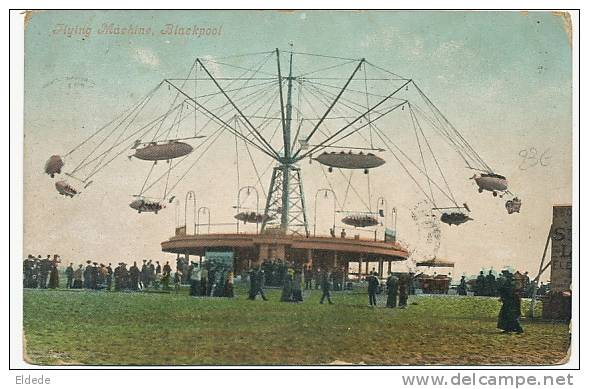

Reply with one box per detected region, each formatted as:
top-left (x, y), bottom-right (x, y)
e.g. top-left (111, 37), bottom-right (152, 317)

top-left (23, 286), bottom-right (570, 366)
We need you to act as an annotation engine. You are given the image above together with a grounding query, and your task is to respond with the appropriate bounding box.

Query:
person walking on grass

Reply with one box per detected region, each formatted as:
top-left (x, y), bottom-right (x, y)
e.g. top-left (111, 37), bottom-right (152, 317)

top-left (497, 270), bottom-right (524, 334)
top-left (304, 266), bottom-right (313, 290)
top-left (367, 271), bottom-right (379, 307)
top-left (292, 270), bottom-right (304, 302)
top-left (65, 263), bottom-right (74, 289)
top-left (386, 272), bottom-right (399, 308)
top-left (47, 256), bottom-right (60, 289)
top-left (398, 275), bottom-right (409, 308)
top-left (174, 269), bottom-right (182, 294)
top-left (248, 265), bottom-right (267, 301)
top-left (319, 268), bottom-right (334, 305)
top-left (106, 263), bottom-right (113, 291)
top-left (189, 262), bottom-right (201, 297)
top-left (72, 264), bottom-right (83, 289)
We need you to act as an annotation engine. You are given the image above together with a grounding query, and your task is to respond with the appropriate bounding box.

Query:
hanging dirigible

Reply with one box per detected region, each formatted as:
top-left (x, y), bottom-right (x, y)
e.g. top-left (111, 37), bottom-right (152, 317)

top-left (315, 151), bottom-right (385, 174)
top-left (341, 214), bottom-right (379, 227)
top-left (234, 211), bottom-right (274, 224)
top-left (129, 197), bottom-right (164, 214)
top-left (45, 155), bottom-right (64, 178)
top-left (471, 173), bottom-right (508, 197)
top-left (131, 140), bottom-right (194, 162)
top-left (416, 257), bottom-right (455, 268)
top-left (440, 212), bottom-right (473, 226)
top-left (55, 180), bottom-right (78, 198)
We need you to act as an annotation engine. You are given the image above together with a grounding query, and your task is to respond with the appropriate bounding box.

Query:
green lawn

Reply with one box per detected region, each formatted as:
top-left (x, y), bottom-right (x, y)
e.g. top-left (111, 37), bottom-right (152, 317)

top-left (23, 286), bottom-right (570, 366)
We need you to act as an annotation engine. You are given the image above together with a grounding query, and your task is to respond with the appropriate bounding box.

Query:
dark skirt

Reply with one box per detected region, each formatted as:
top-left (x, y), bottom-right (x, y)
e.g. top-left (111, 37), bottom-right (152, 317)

top-left (386, 293), bottom-right (397, 308)
top-left (189, 280), bottom-right (200, 296)
top-left (497, 299), bottom-right (523, 332)
top-left (292, 289), bottom-right (303, 302)
top-left (225, 282), bottom-right (234, 298)
top-left (48, 269), bottom-right (59, 289)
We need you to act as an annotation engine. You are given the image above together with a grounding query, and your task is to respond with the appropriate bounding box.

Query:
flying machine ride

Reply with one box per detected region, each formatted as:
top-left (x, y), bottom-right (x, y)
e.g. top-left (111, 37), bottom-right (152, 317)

top-left (234, 211), bottom-right (273, 224)
top-left (129, 198), bottom-right (164, 214)
top-left (471, 173), bottom-right (509, 197)
top-left (341, 213), bottom-right (379, 228)
top-left (131, 140), bottom-right (194, 162)
top-left (44, 46), bottom-right (517, 237)
top-left (505, 197), bottom-right (522, 214)
top-left (314, 150), bottom-right (386, 174)
top-left (55, 180), bottom-right (78, 198)
top-left (45, 155), bottom-right (64, 178)
top-left (439, 211), bottom-right (473, 226)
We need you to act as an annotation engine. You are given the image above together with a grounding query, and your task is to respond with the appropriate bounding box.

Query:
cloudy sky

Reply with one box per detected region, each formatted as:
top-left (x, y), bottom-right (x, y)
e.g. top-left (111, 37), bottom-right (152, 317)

top-left (23, 11), bottom-right (572, 279)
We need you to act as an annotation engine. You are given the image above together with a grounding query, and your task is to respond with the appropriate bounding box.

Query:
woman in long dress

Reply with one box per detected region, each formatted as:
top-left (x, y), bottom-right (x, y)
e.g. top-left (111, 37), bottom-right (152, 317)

top-left (47, 260), bottom-right (60, 289)
top-left (291, 271), bottom-right (303, 302)
top-left (280, 273), bottom-right (293, 302)
top-left (497, 271), bottom-right (524, 334)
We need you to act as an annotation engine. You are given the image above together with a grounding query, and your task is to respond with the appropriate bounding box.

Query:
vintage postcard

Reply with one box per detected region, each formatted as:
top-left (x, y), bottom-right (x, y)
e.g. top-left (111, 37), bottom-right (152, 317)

top-left (16, 9), bottom-right (576, 368)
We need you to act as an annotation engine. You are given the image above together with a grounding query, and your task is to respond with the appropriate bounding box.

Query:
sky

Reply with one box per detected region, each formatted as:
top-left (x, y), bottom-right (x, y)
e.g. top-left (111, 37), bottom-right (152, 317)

top-left (22, 10), bottom-right (572, 280)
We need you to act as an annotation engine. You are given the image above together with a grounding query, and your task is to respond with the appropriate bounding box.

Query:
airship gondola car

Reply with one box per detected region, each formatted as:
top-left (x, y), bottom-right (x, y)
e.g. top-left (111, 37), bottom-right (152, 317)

top-left (133, 141), bottom-right (194, 162)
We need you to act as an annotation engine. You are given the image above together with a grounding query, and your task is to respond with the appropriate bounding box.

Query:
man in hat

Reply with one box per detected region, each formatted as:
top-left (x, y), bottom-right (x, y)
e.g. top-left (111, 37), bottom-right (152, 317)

top-left (113, 263), bottom-right (123, 291)
top-left (485, 270), bottom-right (497, 297)
top-left (189, 262), bottom-right (201, 296)
top-left (248, 265), bottom-right (267, 301)
top-left (386, 272), bottom-right (399, 308)
top-left (129, 261), bottom-right (140, 291)
top-left (83, 260), bottom-right (92, 289)
top-left (100, 264), bottom-right (109, 287)
top-left (140, 260), bottom-right (149, 289)
top-left (367, 271), bottom-right (379, 307)
top-left (37, 255), bottom-right (51, 289)
top-left (106, 263), bottom-right (113, 290)
top-left (65, 262), bottom-right (74, 289)
top-left (163, 261), bottom-right (172, 277)
top-left (73, 264), bottom-right (83, 289)
top-left (304, 266), bottom-right (313, 290)
top-left (23, 255), bottom-right (35, 288)
top-left (90, 262), bottom-right (99, 289)
top-left (121, 263), bottom-right (130, 289)
top-left (457, 275), bottom-right (468, 296)
top-left (475, 270), bottom-right (485, 296)
top-left (319, 268), bottom-right (334, 305)
top-left (200, 264), bottom-right (208, 296)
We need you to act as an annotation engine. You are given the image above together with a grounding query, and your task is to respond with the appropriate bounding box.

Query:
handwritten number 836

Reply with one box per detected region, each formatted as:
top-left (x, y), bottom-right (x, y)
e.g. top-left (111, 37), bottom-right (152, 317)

top-left (518, 147), bottom-right (551, 170)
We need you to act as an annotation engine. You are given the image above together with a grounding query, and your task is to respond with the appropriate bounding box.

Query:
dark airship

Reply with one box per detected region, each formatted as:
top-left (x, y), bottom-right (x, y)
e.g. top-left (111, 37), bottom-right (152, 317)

top-left (132, 140), bottom-right (194, 162)
top-left (55, 180), bottom-right (78, 197)
top-left (129, 198), bottom-right (164, 214)
top-left (234, 211), bottom-right (273, 224)
top-left (471, 172), bottom-right (508, 197)
top-left (45, 155), bottom-right (64, 178)
top-left (315, 151), bottom-right (386, 174)
top-left (440, 212), bottom-right (473, 226)
top-left (341, 214), bottom-right (379, 228)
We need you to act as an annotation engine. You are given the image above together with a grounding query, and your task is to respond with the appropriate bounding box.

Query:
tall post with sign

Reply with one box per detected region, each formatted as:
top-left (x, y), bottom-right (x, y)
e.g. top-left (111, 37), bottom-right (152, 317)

top-left (542, 205), bottom-right (572, 321)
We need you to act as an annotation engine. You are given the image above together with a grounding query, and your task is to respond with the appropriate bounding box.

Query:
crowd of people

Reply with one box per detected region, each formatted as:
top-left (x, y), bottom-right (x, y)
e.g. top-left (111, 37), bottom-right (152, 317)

top-left (23, 254), bottom-right (535, 333)
top-left (472, 270), bottom-right (548, 298)
top-left (23, 254), bottom-right (237, 297)
top-left (188, 261), bottom-right (234, 298)
top-left (23, 254), bottom-right (61, 289)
